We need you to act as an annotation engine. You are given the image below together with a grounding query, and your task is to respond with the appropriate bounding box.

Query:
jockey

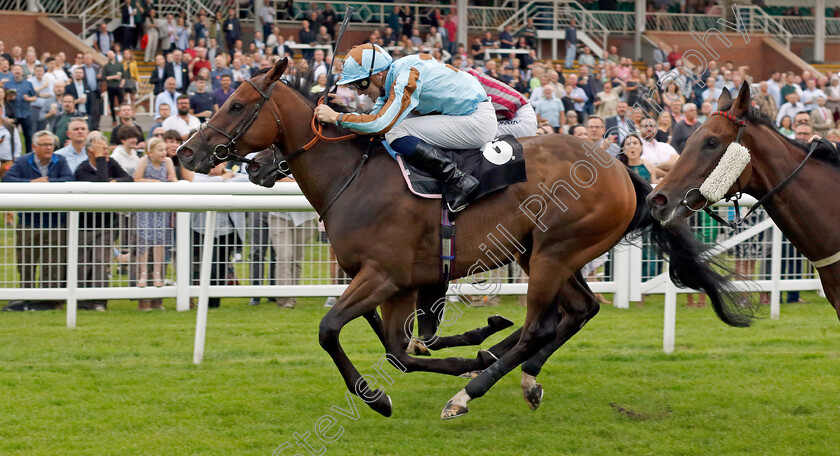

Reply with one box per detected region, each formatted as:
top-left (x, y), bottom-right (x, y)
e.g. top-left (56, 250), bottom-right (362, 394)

top-left (465, 68), bottom-right (537, 138)
top-left (314, 44), bottom-right (497, 212)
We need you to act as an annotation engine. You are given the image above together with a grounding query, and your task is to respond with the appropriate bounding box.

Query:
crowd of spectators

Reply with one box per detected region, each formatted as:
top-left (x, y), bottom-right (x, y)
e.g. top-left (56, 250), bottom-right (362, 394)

top-left (2, 1), bottom-right (839, 311)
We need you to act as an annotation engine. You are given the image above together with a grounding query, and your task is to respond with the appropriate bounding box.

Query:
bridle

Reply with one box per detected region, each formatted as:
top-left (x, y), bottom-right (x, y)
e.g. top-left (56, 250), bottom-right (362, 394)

top-left (195, 77), bottom-right (356, 178)
top-left (197, 78), bottom-right (280, 167)
top-left (195, 74), bottom-right (362, 220)
top-left (681, 110), bottom-right (818, 230)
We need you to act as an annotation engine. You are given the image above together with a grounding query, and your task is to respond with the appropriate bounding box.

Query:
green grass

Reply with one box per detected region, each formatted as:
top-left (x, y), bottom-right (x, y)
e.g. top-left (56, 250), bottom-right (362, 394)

top-left (2, 293), bottom-right (840, 455)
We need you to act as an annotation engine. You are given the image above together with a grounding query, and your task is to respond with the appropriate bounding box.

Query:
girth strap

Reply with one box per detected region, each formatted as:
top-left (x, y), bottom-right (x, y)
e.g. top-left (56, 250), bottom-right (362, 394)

top-left (441, 207), bottom-right (456, 282)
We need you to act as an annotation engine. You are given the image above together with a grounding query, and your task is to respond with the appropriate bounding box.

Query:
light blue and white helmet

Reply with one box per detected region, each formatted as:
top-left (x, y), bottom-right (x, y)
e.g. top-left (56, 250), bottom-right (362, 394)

top-left (336, 44), bottom-right (393, 86)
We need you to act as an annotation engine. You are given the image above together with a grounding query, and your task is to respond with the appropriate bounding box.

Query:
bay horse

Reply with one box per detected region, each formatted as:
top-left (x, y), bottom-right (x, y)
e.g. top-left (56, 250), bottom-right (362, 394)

top-left (177, 57), bottom-right (749, 419)
top-left (650, 82), bottom-right (840, 320)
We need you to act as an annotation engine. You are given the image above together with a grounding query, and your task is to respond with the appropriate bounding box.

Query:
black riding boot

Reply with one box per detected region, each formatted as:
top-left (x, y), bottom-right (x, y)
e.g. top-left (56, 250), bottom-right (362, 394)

top-left (408, 141), bottom-right (480, 212)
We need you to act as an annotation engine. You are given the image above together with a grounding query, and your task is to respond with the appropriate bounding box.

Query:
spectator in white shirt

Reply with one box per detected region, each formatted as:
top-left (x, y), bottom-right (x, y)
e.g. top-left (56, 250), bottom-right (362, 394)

top-left (800, 78), bottom-right (826, 112)
top-left (639, 118), bottom-right (679, 173)
top-left (154, 77), bottom-right (180, 118)
top-left (161, 94), bottom-right (200, 140)
top-left (776, 92), bottom-right (806, 127)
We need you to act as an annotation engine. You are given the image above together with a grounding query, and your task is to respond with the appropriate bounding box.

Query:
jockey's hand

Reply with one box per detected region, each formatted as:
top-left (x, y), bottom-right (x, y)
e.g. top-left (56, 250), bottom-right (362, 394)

top-left (327, 93), bottom-right (347, 108)
top-left (808, 135), bottom-right (821, 144)
top-left (314, 104), bottom-right (339, 124)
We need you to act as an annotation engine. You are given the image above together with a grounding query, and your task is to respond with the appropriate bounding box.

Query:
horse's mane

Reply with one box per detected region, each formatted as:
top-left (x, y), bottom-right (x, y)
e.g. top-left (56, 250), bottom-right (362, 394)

top-left (719, 100), bottom-right (840, 164)
top-left (255, 63), bottom-right (354, 114)
top-left (257, 63), bottom-right (381, 152)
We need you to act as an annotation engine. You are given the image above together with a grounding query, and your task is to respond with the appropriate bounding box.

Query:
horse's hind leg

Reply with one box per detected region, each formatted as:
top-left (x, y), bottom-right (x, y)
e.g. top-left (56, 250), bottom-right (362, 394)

top-left (520, 271), bottom-right (600, 411)
top-left (378, 294), bottom-right (498, 377)
top-left (411, 283), bottom-right (514, 355)
top-left (442, 256), bottom-right (568, 419)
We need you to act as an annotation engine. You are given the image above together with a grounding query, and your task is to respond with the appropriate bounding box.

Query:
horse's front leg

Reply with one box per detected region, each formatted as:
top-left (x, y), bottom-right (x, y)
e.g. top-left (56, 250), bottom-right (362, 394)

top-left (319, 263), bottom-right (399, 417)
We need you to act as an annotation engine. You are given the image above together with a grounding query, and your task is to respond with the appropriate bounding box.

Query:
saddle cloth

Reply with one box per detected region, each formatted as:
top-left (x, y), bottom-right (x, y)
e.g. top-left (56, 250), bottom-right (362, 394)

top-left (383, 135), bottom-right (527, 200)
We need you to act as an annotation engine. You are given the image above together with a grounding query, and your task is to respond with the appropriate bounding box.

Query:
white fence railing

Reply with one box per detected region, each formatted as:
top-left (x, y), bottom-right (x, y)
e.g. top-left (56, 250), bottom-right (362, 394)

top-left (0, 182), bottom-right (821, 351)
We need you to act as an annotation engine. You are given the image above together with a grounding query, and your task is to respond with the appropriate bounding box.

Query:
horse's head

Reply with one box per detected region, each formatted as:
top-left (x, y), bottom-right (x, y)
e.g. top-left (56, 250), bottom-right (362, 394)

top-left (245, 146), bottom-right (287, 187)
top-left (648, 82), bottom-right (755, 226)
top-left (178, 58), bottom-right (290, 174)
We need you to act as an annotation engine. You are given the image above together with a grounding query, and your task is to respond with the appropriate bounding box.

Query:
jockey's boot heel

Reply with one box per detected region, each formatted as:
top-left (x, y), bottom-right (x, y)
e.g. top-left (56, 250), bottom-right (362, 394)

top-left (409, 140), bottom-right (479, 212)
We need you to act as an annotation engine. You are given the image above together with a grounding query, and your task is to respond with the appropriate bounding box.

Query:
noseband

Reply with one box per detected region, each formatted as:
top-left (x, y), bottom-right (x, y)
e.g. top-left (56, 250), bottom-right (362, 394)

top-left (684, 111), bottom-right (818, 230)
top-left (197, 79), bottom-right (281, 166)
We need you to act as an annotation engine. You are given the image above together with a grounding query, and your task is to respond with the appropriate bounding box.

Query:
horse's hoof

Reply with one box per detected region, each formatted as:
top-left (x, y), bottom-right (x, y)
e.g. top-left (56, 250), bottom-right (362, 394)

top-left (523, 383), bottom-right (543, 411)
top-left (441, 400), bottom-right (468, 420)
top-left (459, 370), bottom-right (483, 379)
top-left (488, 315), bottom-right (514, 330)
top-left (476, 349), bottom-right (499, 367)
top-left (368, 391), bottom-right (393, 417)
top-left (407, 339), bottom-right (431, 356)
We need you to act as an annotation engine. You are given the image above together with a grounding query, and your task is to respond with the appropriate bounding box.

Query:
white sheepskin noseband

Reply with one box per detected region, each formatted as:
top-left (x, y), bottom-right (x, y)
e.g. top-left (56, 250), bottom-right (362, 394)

top-left (699, 140), bottom-right (751, 202)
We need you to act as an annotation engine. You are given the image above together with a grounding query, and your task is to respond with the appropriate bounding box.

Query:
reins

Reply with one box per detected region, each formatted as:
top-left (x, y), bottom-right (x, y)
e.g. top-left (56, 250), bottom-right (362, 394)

top-left (693, 112), bottom-right (819, 230)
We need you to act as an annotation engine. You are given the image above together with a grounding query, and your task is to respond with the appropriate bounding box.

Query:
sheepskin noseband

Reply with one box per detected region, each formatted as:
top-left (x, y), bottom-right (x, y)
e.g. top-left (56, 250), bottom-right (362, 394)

top-left (699, 112), bottom-right (749, 202)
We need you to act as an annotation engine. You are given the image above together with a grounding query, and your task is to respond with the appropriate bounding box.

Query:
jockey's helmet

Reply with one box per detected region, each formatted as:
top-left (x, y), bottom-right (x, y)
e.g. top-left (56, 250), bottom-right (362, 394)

top-left (336, 44), bottom-right (393, 90)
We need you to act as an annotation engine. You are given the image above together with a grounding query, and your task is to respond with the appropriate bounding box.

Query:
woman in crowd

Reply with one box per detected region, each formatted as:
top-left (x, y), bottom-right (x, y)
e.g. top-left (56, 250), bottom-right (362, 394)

top-left (656, 111), bottom-right (672, 143)
top-left (122, 49), bottom-right (139, 108)
top-left (779, 115), bottom-right (794, 137)
top-left (144, 8), bottom-right (161, 62)
top-left (163, 129), bottom-right (193, 181)
top-left (595, 79), bottom-right (624, 118)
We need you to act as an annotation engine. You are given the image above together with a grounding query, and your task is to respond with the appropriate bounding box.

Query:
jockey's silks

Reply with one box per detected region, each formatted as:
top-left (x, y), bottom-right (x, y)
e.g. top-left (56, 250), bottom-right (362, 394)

top-left (337, 54), bottom-right (489, 136)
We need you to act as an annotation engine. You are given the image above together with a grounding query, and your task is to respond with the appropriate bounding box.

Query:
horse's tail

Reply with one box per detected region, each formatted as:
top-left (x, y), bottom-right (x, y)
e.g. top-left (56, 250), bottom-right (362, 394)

top-left (623, 167), bottom-right (754, 328)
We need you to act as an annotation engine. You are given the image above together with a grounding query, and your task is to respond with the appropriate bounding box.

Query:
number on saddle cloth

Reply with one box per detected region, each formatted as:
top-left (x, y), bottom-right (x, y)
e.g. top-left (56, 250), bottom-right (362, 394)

top-left (387, 136), bottom-right (527, 201)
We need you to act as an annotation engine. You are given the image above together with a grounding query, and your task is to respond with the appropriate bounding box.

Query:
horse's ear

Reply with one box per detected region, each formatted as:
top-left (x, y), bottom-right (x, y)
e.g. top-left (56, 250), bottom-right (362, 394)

top-left (730, 81), bottom-right (751, 117)
top-left (265, 57), bottom-right (288, 83)
top-left (718, 85), bottom-right (732, 108)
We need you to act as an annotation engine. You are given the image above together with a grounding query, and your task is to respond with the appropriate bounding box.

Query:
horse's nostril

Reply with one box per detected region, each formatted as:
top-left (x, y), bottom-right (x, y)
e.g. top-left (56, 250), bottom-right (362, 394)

top-left (650, 194), bottom-right (668, 207)
top-left (180, 147), bottom-right (194, 158)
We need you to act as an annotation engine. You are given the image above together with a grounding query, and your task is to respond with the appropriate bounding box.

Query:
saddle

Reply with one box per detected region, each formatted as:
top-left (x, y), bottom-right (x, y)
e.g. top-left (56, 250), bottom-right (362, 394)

top-left (383, 136), bottom-right (527, 202)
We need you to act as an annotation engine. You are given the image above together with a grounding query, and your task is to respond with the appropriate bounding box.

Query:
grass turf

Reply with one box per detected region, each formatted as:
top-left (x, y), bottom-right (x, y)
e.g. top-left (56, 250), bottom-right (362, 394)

top-left (1, 292), bottom-right (839, 455)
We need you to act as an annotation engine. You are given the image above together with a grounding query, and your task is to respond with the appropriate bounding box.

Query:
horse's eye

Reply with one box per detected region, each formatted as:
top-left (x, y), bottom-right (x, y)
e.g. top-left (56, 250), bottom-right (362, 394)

top-left (705, 138), bottom-right (719, 149)
top-left (231, 103), bottom-right (244, 112)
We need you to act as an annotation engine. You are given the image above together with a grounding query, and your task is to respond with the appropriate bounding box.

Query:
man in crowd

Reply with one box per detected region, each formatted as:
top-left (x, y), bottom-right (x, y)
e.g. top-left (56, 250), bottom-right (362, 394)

top-left (810, 96), bottom-right (834, 137)
top-left (101, 50), bottom-right (124, 126)
top-left (54, 94), bottom-right (83, 146)
top-left (213, 74), bottom-right (235, 110)
top-left (162, 94), bottom-right (200, 139)
top-left (5, 64), bottom-right (37, 152)
top-left (55, 118), bottom-right (89, 173)
top-left (110, 103), bottom-right (144, 148)
top-left (605, 101), bottom-right (632, 146)
top-left (564, 19), bottom-right (577, 69)
top-left (155, 77), bottom-right (180, 117)
top-left (531, 85), bottom-right (564, 133)
top-left (189, 77), bottom-right (215, 123)
top-left (38, 80), bottom-right (63, 132)
top-left (147, 104), bottom-right (171, 141)
top-left (74, 131), bottom-right (132, 312)
top-left (776, 92), bottom-right (806, 127)
top-left (210, 55), bottom-right (233, 90)
top-left (190, 47), bottom-right (212, 79)
top-left (223, 6), bottom-right (242, 54)
top-left (670, 103), bottom-right (700, 154)
top-left (639, 118), bottom-right (679, 173)
top-left (753, 81), bottom-right (778, 120)
top-left (66, 67), bottom-right (92, 121)
top-left (164, 49), bottom-right (190, 93)
top-left (2, 130), bottom-right (74, 311)
top-left (149, 54), bottom-right (167, 96)
top-left (585, 115), bottom-right (613, 155)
